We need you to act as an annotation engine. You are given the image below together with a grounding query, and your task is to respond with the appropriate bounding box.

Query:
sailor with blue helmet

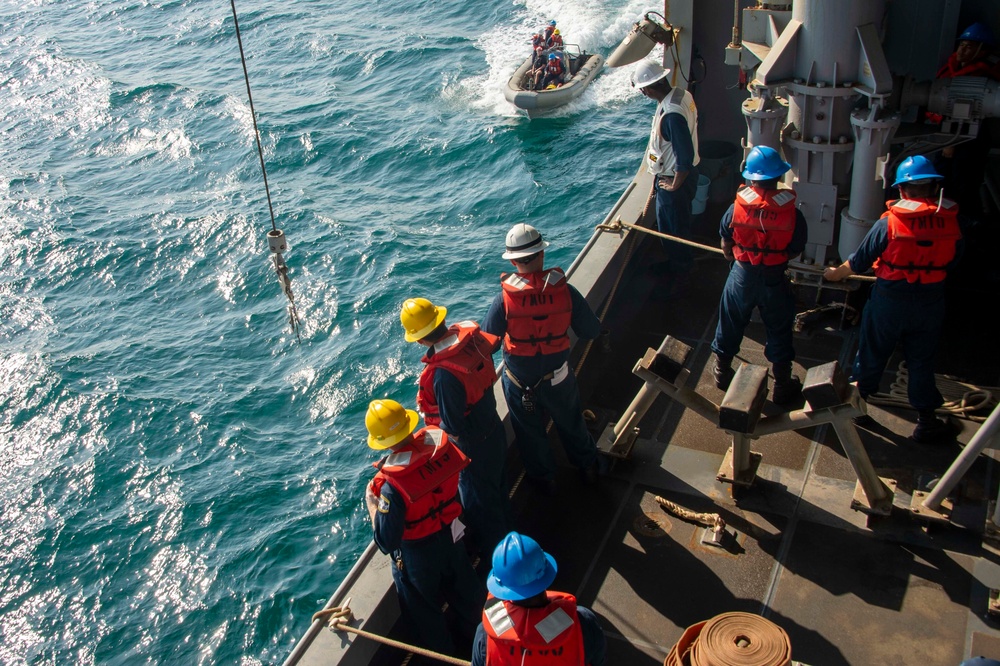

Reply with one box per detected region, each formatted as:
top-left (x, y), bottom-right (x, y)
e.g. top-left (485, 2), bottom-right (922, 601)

top-left (471, 532), bottom-right (607, 665)
top-left (824, 156), bottom-right (965, 444)
top-left (710, 145), bottom-right (809, 405)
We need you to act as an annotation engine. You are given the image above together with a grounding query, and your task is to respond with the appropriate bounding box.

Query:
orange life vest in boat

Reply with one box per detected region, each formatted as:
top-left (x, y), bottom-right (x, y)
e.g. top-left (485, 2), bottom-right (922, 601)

top-left (874, 198), bottom-right (961, 284)
top-left (370, 428), bottom-right (468, 541)
top-left (729, 185), bottom-right (798, 266)
top-left (417, 321), bottom-right (498, 427)
top-left (546, 59), bottom-right (563, 76)
top-left (500, 268), bottom-right (573, 356)
top-left (483, 592), bottom-right (586, 666)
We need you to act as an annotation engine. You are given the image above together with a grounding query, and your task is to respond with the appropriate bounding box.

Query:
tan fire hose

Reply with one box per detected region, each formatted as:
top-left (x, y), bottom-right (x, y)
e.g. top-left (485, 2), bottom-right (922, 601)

top-left (313, 600), bottom-right (472, 666)
top-left (665, 611), bottom-right (792, 666)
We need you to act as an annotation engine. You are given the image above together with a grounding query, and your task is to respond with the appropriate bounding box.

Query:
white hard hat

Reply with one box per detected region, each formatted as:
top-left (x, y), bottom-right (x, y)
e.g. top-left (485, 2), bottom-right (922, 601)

top-left (632, 59), bottom-right (670, 89)
top-left (502, 223), bottom-right (549, 260)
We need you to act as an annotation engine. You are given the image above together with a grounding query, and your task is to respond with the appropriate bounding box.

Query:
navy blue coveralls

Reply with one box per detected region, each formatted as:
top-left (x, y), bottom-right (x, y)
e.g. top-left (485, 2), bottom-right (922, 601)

top-left (482, 284), bottom-right (600, 483)
top-left (432, 366), bottom-right (511, 558)
top-left (655, 112), bottom-right (699, 275)
top-left (373, 483), bottom-right (486, 656)
top-left (845, 215), bottom-right (964, 411)
top-left (470, 602), bottom-right (608, 666)
top-left (711, 202), bottom-right (808, 365)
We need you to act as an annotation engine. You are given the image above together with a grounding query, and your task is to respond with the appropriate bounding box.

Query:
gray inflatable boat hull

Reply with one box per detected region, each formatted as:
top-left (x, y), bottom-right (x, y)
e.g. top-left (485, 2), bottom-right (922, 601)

top-left (504, 52), bottom-right (604, 117)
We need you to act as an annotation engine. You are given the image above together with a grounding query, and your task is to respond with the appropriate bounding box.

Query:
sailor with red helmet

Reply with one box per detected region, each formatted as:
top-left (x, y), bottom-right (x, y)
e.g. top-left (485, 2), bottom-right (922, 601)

top-left (364, 399), bottom-right (486, 656)
top-left (824, 156), bottom-right (965, 444)
top-left (710, 146), bottom-right (808, 406)
top-left (481, 224), bottom-right (602, 498)
top-left (472, 532), bottom-right (606, 666)
top-left (400, 297), bottom-right (511, 558)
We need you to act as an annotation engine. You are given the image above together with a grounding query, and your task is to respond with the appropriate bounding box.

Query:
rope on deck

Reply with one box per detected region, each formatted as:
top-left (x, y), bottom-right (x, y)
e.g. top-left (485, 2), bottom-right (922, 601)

top-left (312, 601), bottom-right (472, 666)
top-left (866, 361), bottom-right (998, 422)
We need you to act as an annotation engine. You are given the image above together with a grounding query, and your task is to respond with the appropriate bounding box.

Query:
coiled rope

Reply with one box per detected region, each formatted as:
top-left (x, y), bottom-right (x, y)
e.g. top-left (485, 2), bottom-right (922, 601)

top-left (312, 601), bottom-right (472, 666)
top-left (666, 612), bottom-right (792, 666)
top-left (866, 361), bottom-right (997, 422)
top-left (229, 0), bottom-right (302, 341)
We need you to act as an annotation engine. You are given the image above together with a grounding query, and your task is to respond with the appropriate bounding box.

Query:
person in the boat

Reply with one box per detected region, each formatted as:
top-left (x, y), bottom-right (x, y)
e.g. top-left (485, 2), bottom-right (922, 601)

top-left (399, 297), bottom-right (511, 559)
top-left (710, 146), bottom-right (808, 406)
top-left (527, 45), bottom-right (547, 90)
top-left (482, 223), bottom-right (602, 498)
top-left (632, 59), bottom-right (700, 284)
top-left (542, 20), bottom-right (556, 47)
top-left (549, 28), bottom-right (564, 49)
top-left (531, 31), bottom-right (546, 51)
top-left (540, 52), bottom-right (565, 89)
top-left (472, 532), bottom-right (607, 666)
top-left (364, 399), bottom-right (486, 657)
top-left (824, 156), bottom-right (965, 444)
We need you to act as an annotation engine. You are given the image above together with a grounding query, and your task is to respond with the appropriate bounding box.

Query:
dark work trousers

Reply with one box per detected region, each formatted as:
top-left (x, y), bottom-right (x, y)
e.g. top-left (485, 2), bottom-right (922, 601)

top-left (392, 528), bottom-right (486, 657)
top-left (712, 261), bottom-right (796, 364)
top-left (851, 282), bottom-right (946, 412)
top-left (454, 421), bottom-right (511, 559)
top-left (501, 367), bottom-right (597, 482)
top-left (654, 167), bottom-right (699, 274)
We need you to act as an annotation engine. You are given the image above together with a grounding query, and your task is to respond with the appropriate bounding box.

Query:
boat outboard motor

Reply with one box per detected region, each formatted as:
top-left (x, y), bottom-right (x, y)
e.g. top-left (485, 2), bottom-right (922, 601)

top-left (606, 12), bottom-right (674, 68)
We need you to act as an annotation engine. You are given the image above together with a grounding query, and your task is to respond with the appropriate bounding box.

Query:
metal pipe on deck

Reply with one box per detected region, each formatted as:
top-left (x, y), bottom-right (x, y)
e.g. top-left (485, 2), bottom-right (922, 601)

top-left (920, 404), bottom-right (1000, 513)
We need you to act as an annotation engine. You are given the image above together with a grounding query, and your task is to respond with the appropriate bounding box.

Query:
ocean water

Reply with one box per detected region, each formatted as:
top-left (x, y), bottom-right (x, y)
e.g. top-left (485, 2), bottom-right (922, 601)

top-left (0, 0), bottom-right (656, 663)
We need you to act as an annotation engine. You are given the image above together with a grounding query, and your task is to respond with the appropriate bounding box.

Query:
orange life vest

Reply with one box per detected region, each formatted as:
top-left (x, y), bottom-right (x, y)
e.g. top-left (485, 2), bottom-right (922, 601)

top-left (500, 268), bottom-right (573, 356)
top-left (483, 592), bottom-right (585, 666)
top-left (729, 185), bottom-right (798, 266)
top-left (936, 52), bottom-right (1000, 80)
top-left (417, 321), bottom-right (499, 427)
top-left (874, 198), bottom-right (961, 284)
top-left (546, 59), bottom-right (563, 76)
top-left (371, 428), bottom-right (469, 541)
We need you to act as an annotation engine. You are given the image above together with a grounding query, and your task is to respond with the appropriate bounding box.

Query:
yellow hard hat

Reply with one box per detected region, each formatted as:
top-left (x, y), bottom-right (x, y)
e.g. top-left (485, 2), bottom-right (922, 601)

top-left (400, 298), bottom-right (447, 343)
top-left (365, 399), bottom-right (419, 450)
top-left (553, 28), bottom-right (560, 35)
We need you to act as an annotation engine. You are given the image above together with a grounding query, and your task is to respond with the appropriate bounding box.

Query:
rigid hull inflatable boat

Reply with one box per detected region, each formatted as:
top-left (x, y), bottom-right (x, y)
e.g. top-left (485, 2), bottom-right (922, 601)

top-left (503, 45), bottom-right (604, 118)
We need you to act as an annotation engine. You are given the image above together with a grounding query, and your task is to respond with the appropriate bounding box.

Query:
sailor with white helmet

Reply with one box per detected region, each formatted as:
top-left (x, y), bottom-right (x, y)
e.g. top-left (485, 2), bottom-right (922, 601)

top-left (400, 297), bottom-right (511, 558)
top-left (472, 531), bottom-right (607, 666)
top-left (363, 398), bottom-right (485, 656)
top-left (481, 224), bottom-right (602, 497)
top-left (824, 156), bottom-right (965, 443)
top-left (633, 59), bottom-right (701, 280)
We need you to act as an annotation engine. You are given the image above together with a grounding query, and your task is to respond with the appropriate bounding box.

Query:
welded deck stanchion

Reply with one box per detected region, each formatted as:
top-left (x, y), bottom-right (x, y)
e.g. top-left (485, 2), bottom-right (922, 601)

top-left (913, 403), bottom-right (1000, 525)
top-left (828, 402), bottom-right (896, 516)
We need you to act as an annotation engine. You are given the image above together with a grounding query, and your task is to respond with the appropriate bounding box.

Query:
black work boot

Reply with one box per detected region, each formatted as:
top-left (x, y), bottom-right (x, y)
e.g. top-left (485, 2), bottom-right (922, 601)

top-left (771, 362), bottom-right (802, 406)
top-left (713, 355), bottom-right (735, 390)
top-left (911, 410), bottom-right (956, 444)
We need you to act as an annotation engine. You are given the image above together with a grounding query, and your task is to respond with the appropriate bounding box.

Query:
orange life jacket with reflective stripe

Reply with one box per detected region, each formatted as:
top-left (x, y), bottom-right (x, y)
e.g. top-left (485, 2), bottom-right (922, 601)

top-left (730, 185), bottom-right (797, 266)
top-left (500, 268), bottom-right (573, 356)
top-left (483, 592), bottom-right (585, 666)
top-left (417, 322), bottom-right (498, 427)
top-left (371, 428), bottom-right (468, 540)
top-left (874, 198), bottom-right (961, 284)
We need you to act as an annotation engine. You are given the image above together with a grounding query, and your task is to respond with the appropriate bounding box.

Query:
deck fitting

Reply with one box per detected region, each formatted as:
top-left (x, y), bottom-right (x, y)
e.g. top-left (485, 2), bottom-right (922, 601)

top-left (717, 446), bottom-right (763, 487)
top-left (909, 490), bottom-right (952, 524)
top-left (850, 477), bottom-right (896, 516)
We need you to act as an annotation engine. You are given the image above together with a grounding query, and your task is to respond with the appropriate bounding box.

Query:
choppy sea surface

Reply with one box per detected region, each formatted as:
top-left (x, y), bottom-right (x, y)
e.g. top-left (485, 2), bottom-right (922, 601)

top-left (0, 0), bottom-right (656, 662)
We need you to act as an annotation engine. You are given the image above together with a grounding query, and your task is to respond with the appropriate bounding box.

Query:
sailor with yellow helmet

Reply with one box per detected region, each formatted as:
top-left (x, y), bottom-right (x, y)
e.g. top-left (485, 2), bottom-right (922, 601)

top-left (363, 398), bottom-right (485, 656)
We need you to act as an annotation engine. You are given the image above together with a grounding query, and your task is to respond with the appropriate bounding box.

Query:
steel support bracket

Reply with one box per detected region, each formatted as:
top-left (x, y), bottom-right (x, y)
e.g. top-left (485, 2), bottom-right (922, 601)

top-left (597, 423), bottom-right (640, 459)
top-left (717, 445), bottom-right (762, 487)
top-left (850, 477), bottom-right (896, 516)
top-left (909, 490), bottom-right (952, 525)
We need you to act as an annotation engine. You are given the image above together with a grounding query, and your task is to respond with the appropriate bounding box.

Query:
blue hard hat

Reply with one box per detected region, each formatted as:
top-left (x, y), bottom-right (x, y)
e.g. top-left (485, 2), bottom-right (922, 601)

top-left (548, 20), bottom-right (557, 26)
top-left (487, 532), bottom-right (558, 601)
top-left (892, 155), bottom-right (943, 187)
top-left (548, 53), bottom-right (558, 60)
top-left (742, 146), bottom-right (791, 181)
top-left (959, 22), bottom-right (995, 46)
top-left (959, 659), bottom-right (1000, 666)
